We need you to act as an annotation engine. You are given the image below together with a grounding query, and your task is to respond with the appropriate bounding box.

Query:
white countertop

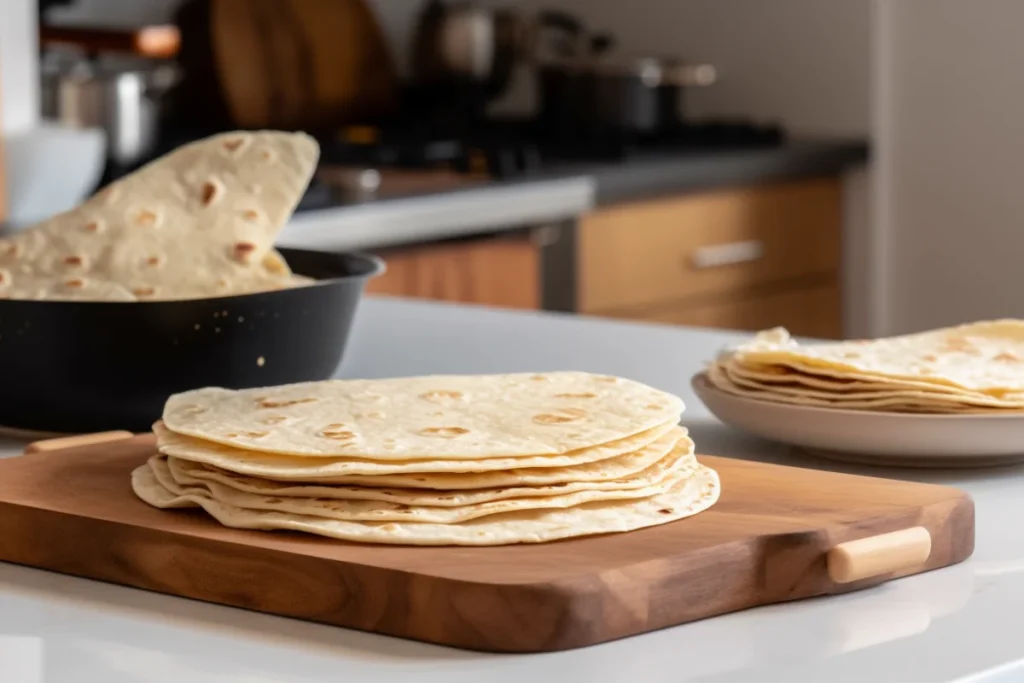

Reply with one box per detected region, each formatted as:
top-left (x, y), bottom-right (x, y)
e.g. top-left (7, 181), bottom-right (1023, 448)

top-left (2, 297), bottom-right (1022, 683)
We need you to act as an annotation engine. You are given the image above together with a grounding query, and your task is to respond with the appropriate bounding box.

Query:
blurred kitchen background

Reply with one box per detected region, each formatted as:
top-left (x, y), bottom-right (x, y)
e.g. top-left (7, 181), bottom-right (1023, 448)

top-left (2, 1), bottom-right (1014, 340)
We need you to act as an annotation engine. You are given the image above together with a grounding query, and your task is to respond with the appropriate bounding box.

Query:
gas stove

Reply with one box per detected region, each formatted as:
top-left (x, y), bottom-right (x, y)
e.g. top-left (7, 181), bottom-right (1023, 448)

top-left (293, 116), bottom-right (785, 210)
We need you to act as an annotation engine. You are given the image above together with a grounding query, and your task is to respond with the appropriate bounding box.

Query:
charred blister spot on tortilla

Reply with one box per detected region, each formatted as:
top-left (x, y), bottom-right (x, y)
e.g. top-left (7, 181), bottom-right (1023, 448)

top-left (319, 424), bottom-right (359, 441)
top-left (921, 353), bottom-right (939, 362)
top-left (63, 278), bottom-right (85, 289)
top-left (145, 255), bottom-right (164, 268)
top-left (231, 241), bottom-right (258, 264)
top-left (222, 136), bottom-right (249, 154)
top-left (178, 404), bottom-right (207, 416)
top-left (133, 287), bottom-right (156, 298)
top-left (133, 209), bottom-right (160, 228)
top-left (594, 375), bottom-right (619, 383)
top-left (533, 408), bottom-right (588, 425)
top-left (83, 220), bottom-right (103, 234)
top-left (658, 508), bottom-right (674, 515)
top-left (419, 390), bottom-right (465, 402)
top-left (0, 241), bottom-right (18, 258)
top-left (418, 426), bottom-right (471, 438)
top-left (200, 179), bottom-right (223, 207)
top-left (259, 148), bottom-right (275, 162)
top-left (529, 374), bottom-right (550, 382)
top-left (255, 396), bottom-right (317, 409)
top-left (644, 403), bottom-right (667, 411)
top-left (555, 392), bottom-right (597, 399)
top-left (994, 352), bottom-right (1021, 363)
top-left (0, 269), bottom-right (9, 286)
top-left (240, 208), bottom-right (261, 223)
top-left (842, 351), bottom-right (861, 359)
top-left (942, 336), bottom-right (981, 355)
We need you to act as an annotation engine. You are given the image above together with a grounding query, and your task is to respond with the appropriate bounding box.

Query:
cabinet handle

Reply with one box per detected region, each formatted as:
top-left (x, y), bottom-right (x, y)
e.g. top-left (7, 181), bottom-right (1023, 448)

top-left (689, 240), bottom-right (765, 270)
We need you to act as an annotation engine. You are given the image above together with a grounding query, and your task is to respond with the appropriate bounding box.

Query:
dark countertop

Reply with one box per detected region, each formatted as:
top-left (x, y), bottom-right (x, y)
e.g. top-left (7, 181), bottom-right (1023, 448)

top-left (570, 139), bottom-right (869, 205)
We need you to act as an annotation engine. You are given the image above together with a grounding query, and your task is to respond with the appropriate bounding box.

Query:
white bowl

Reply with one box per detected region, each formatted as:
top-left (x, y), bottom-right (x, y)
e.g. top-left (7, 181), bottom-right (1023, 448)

top-left (691, 372), bottom-right (1024, 468)
top-left (2, 123), bottom-right (106, 229)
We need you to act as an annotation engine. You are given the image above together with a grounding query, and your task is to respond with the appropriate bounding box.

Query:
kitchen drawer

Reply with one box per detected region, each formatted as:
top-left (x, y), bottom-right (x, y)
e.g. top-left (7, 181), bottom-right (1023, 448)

top-left (605, 281), bottom-right (842, 339)
top-left (578, 179), bottom-right (841, 313)
top-left (366, 235), bottom-right (540, 310)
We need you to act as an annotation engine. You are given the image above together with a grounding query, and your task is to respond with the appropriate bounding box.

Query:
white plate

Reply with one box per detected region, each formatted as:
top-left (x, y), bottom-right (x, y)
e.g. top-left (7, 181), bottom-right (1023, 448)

top-left (691, 373), bottom-right (1024, 468)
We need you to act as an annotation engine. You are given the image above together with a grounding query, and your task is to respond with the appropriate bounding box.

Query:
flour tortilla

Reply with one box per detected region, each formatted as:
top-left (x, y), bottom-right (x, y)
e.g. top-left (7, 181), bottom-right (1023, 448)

top-left (166, 430), bottom-right (694, 505)
top-left (718, 360), bottom-right (1024, 411)
top-left (162, 372), bottom-right (684, 459)
top-left (157, 443), bottom-right (699, 524)
top-left (155, 420), bottom-right (682, 483)
top-left (726, 358), bottom-right (1024, 398)
top-left (132, 457), bottom-right (721, 546)
top-left (730, 322), bottom-right (1024, 396)
top-left (706, 363), bottom-right (997, 414)
top-left (0, 131), bottom-right (319, 301)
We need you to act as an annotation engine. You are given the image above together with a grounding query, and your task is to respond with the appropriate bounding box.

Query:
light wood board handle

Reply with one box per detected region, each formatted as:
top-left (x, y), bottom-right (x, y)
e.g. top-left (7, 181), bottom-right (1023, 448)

top-left (827, 526), bottom-right (932, 584)
top-left (25, 431), bottom-right (135, 454)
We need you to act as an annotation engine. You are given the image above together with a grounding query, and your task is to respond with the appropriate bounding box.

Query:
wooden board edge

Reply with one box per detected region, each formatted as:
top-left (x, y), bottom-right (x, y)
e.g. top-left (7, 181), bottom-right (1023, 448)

top-left (0, 489), bottom-right (976, 653)
top-left (543, 491), bottom-right (976, 651)
top-left (0, 501), bottom-right (593, 653)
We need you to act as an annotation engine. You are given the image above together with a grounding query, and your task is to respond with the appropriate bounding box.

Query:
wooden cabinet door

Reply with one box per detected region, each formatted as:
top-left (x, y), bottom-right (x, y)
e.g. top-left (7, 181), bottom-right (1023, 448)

top-left (366, 235), bottom-right (540, 310)
top-left (578, 179), bottom-right (841, 314)
top-left (617, 282), bottom-right (842, 339)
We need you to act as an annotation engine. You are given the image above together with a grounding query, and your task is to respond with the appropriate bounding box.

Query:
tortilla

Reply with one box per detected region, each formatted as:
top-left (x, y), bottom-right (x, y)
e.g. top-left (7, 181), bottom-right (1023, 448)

top-left (706, 363), bottom-right (998, 413)
top-left (157, 440), bottom-right (698, 523)
top-left (0, 131), bottom-right (319, 301)
top-left (154, 420), bottom-right (683, 482)
top-left (716, 361), bottom-right (1024, 411)
top-left (731, 322), bottom-right (1024, 396)
top-left (161, 372), bottom-right (684, 459)
top-left (132, 457), bottom-right (721, 546)
top-left (166, 430), bottom-right (694, 505)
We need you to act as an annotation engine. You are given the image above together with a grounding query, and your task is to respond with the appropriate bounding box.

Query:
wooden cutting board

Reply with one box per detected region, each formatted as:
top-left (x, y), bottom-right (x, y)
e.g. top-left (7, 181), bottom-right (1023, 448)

top-left (0, 434), bottom-right (974, 652)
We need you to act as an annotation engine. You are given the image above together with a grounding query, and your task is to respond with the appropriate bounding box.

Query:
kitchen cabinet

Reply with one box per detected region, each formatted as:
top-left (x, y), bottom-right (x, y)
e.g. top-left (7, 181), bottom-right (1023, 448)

top-left (366, 234), bottom-right (540, 310)
top-left (578, 179), bottom-right (843, 338)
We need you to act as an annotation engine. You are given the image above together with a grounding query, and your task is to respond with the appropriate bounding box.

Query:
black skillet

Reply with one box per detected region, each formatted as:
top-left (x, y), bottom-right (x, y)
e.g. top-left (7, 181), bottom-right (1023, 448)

top-left (0, 248), bottom-right (383, 434)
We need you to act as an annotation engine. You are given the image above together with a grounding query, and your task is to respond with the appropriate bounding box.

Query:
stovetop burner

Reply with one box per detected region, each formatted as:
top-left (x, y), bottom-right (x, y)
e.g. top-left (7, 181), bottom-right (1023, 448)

top-left (313, 116), bottom-right (786, 180)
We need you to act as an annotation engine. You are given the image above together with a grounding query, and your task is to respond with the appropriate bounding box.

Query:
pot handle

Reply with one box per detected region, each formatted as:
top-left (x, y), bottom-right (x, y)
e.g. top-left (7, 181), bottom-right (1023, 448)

top-left (660, 63), bottom-right (718, 88)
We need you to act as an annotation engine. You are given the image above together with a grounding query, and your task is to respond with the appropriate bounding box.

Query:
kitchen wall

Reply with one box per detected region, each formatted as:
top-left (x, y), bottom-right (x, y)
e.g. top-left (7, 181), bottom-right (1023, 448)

top-left (0, 0), bottom-right (39, 134)
top-left (43, 0), bottom-right (871, 139)
top-left (15, 0), bottom-right (879, 335)
top-left (873, 0), bottom-right (1024, 334)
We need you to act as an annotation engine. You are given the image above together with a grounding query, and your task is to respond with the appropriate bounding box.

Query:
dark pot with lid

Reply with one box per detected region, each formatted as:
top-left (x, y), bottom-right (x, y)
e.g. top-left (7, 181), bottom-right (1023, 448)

top-left (538, 48), bottom-right (717, 141)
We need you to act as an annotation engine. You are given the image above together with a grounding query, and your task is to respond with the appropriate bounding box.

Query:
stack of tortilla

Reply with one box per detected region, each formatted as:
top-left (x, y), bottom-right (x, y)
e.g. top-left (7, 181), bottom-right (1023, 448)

top-left (0, 130), bottom-right (319, 301)
top-left (706, 321), bottom-right (1024, 414)
top-left (131, 371), bottom-right (721, 546)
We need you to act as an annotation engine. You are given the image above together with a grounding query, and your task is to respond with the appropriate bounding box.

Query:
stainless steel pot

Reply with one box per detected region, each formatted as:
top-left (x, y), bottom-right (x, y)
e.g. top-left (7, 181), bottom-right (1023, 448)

top-left (412, 1), bottom-right (584, 103)
top-left (42, 59), bottom-right (178, 167)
